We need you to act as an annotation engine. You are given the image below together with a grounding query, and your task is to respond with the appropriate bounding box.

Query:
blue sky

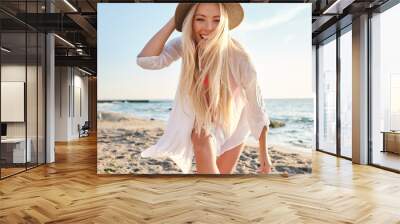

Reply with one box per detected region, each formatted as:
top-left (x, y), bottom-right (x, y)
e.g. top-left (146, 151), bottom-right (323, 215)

top-left (98, 3), bottom-right (312, 100)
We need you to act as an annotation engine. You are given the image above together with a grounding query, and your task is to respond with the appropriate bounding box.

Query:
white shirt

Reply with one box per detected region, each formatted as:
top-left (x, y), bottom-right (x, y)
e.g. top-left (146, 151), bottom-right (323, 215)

top-left (136, 36), bottom-right (270, 174)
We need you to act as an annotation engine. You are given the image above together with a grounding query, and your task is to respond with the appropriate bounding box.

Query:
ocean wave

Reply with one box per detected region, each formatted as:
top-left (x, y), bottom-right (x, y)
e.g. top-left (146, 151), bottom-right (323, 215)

top-left (99, 99), bottom-right (315, 149)
top-left (293, 117), bottom-right (314, 123)
top-left (269, 116), bottom-right (313, 124)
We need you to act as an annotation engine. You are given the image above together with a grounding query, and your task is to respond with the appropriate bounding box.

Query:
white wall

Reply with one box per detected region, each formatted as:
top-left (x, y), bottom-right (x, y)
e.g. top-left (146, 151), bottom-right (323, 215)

top-left (72, 73), bottom-right (89, 137)
top-left (1, 65), bottom-right (26, 133)
top-left (55, 66), bottom-right (69, 141)
top-left (1, 63), bottom-right (46, 164)
top-left (1, 65), bottom-right (38, 138)
top-left (55, 67), bottom-right (89, 141)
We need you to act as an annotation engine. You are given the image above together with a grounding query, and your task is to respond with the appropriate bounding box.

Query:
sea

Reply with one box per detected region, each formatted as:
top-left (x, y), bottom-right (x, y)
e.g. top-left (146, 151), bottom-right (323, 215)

top-left (98, 98), bottom-right (314, 150)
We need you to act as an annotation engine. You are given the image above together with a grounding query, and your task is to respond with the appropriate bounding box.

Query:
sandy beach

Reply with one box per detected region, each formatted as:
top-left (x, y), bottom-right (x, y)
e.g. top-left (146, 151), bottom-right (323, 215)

top-left (97, 111), bottom-right (312, 175)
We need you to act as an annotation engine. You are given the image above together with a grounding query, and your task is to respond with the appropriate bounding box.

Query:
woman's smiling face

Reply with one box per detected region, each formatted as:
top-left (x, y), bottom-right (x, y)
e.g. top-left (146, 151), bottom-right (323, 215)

top-left (192, 3), bottom-right (221, 44)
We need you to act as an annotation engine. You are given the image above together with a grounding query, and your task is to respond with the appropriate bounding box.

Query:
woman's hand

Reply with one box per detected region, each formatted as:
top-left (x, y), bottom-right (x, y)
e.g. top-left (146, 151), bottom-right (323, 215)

top-left (258, 126), bottom-right (272, 174)
top-left (258, 153), bottom-right (272, 174)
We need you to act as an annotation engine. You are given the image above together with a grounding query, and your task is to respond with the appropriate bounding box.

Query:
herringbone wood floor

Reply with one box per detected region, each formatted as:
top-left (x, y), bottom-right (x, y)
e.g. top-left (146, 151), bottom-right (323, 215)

top-left (0, 135), bottom-right (399, 223)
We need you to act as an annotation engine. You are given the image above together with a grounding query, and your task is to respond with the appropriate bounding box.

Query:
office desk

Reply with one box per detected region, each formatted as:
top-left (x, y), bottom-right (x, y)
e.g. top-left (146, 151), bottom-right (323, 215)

top-left (381, 131), bottom-right (400, 154)
top-left (1, 138), bottom-right (31, 163)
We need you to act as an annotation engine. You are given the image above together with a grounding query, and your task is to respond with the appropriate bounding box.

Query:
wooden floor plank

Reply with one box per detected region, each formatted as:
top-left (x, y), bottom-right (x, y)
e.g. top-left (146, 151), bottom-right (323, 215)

top-left (0, 135), bottom-right (399, 223)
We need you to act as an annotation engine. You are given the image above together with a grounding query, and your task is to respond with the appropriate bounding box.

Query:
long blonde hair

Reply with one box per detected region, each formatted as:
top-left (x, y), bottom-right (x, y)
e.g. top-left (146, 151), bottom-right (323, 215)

top-left (177, 3), bottom-right (238, 137)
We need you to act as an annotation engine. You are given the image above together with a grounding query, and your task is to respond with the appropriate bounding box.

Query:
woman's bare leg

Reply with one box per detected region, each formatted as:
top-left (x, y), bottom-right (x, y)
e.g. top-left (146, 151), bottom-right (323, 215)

top-left (216, 143), bottom-right (245, 174)
top-left (191, 129), bottom-right (220, 174)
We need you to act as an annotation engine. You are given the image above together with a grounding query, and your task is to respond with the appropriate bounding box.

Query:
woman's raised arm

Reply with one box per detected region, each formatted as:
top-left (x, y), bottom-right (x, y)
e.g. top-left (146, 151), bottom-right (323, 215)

top-left (136, 17), bottom-right (182, 70)
top-left (138, 17), bottom-right (176, 57)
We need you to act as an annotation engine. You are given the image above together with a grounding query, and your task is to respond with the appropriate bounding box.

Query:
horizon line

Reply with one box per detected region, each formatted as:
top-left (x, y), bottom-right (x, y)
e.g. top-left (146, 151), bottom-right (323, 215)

top-left (98, 97), bottom-right (315, 102)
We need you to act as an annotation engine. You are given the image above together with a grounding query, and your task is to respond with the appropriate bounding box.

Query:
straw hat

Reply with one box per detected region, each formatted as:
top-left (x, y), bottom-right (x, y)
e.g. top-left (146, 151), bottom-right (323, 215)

top-left (174, 3), bottom-right (244, 32)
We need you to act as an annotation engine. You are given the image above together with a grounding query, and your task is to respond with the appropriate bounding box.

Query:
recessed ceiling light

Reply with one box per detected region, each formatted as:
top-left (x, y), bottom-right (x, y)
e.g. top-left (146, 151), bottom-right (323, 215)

top-left (78, 67), bottom-right (92, 76)
top-left (54, 34), bottom-right (75, 48)
top-left (63, 0), bottom-right (78, 12)
top-left (1, 47), bottom-right (11, 53)
top-left (323, 0), bottom-right (354, 15)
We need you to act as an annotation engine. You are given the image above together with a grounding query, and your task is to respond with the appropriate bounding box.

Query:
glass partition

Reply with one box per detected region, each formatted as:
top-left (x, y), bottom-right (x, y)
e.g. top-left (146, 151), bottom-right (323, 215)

top-left (317, 36), bottom-right (337, 154)
top-left (38, 32), bottom-right (45, 165)
top-left (371, 3), bottom-right (400, 171)
top-left (1, 30), bottom-right (28, 177)
top-left (339, 28), bottom-right (352, 158)
top-left (0, 1), bottom-right (46, 179)
top-left (27, 30), bottom-right (38, 169)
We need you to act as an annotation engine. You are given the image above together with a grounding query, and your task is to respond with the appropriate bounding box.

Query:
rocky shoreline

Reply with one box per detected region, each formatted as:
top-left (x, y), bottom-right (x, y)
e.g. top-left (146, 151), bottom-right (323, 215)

top-left (97, 111), bottom-right (312, 175)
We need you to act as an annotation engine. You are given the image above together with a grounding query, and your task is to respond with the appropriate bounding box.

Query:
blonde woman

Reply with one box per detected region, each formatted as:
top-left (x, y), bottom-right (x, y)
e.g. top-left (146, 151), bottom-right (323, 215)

top-left (137, 3), bottom-right (272, 174)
